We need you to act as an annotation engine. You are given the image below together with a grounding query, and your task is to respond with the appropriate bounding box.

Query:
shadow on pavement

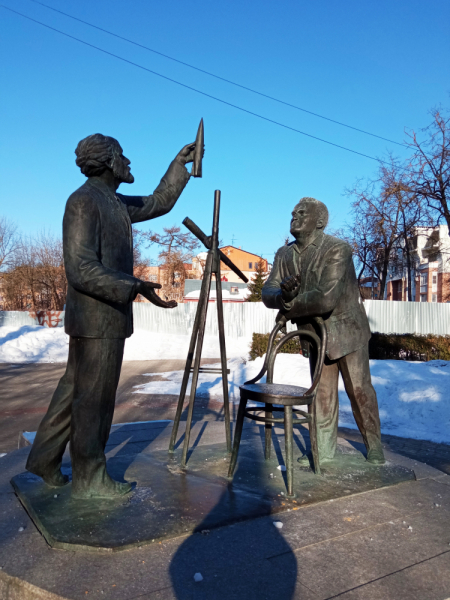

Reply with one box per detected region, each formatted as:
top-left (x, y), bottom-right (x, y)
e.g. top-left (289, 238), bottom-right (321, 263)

top-left (168, 432), bottom-right (298, 600)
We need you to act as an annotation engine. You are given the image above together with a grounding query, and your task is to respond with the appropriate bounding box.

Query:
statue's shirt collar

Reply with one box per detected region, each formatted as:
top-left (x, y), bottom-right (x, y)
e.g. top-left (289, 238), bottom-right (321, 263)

top-left (292, 230), bottom-right (324, 256)
top-left (87, 178), bottom-right (120, 203)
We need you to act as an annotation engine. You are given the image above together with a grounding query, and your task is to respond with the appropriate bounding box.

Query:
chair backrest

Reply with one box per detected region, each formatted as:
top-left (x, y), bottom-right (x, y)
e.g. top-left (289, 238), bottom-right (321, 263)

top-left (244, 316), bottom-right (327, 397)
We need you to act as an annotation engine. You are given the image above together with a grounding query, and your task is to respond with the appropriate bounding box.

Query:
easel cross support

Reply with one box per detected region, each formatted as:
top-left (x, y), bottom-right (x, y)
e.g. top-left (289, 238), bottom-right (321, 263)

top-left (168, 190), bottom-right (248, 467)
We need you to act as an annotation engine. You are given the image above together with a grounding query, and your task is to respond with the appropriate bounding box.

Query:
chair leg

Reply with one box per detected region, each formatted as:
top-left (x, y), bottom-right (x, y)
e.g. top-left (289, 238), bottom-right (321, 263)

top-left (284, 406), bottom-right (294, 497)
top-left (309, 400), bottom-right (321, 475)
top-left (265, 403), bottom-right (272, 460)
top-left (228, 395), bottom-right (247, 478)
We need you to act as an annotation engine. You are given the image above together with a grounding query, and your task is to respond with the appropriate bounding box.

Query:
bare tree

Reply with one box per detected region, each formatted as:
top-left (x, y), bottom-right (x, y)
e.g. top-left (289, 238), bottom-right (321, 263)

top-left (347, 171), bottom-right (402, 298)
top-left (0, 216), bottom-right (19, 273)
top-left (34, 232), bottom-right (67, 310)
top-left (3, 232), bottom-right (67, 311)
top-left (406, 106), bottom-right (450, 228)
top-left (380, 160), bottom-right (431, 301)
top-left (132, 228), bottom-right (151, 279)
top-left (347, 156), bottom-right (431, 301)
top-left (140, 226), bottom-right (199, 301)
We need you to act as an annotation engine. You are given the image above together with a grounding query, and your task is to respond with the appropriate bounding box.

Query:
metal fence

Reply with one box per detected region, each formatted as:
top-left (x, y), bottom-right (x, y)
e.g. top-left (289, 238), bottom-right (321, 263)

top-left (2, 299), bottom-right (450, 337)
top-left (363, 299), bottom-right (450, 336)
top-left (0, 310), bottom-right (65, 328)
top-left (134, 300), bottom-right (450, 337)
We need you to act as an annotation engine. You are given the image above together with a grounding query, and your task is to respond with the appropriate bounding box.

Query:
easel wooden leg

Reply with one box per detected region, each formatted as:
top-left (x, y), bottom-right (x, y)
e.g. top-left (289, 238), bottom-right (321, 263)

top-left (180, 264), bottom-right (213, 467)
top-left (169, 255), bottom-right (212, 453)
top-left (170, 189), bottom-right (239, 466)
top-left (215, 273), bottom-right (231, 453)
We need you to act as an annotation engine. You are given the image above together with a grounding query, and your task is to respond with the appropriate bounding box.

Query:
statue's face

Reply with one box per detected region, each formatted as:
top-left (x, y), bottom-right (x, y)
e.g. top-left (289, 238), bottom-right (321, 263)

top-left (111, 143), bottom-right (134, 184)
top-left (290, 201), bottom-right (319, 237)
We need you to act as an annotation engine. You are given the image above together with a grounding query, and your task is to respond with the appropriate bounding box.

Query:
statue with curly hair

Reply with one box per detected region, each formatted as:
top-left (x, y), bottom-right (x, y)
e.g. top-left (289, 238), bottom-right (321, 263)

top-left (26, 132), bottom-right (201, 499)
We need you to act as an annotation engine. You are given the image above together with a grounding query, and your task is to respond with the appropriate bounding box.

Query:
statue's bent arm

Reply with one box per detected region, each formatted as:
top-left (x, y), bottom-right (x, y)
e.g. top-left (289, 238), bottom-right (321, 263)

top-left (119, 160), bottom-right (190, 224)
top-left (63, 193), bottom-right (139, 305)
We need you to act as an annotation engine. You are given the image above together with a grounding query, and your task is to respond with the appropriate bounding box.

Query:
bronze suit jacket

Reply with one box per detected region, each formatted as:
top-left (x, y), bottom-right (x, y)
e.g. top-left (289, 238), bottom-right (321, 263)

top-left (262, 232), bottom-right (371, 360)
top-left (63, 160), bottom-right (190, 339)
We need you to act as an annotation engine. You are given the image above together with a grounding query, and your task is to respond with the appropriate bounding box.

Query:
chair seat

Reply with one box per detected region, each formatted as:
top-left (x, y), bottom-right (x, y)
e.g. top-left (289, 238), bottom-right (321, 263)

top-left (240, 382), bottom-right (313, 405)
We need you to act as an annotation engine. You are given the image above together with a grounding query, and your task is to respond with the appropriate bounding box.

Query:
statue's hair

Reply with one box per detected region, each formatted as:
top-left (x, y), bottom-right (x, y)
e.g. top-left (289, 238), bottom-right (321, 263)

top-left (75, 133), bottom-right (120, 177)
top-left (298, 197), bottom-right (329, 229)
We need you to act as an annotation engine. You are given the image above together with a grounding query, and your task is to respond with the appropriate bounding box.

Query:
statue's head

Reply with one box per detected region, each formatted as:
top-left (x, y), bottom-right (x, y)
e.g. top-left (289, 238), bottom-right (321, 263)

top-left (290, 197), bottom-right (328, 238)
top-left (75, 134), bottom-right (134, 184)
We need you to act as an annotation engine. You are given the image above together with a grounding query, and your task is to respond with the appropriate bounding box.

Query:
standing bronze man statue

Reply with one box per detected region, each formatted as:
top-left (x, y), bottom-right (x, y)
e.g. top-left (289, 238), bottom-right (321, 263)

top-left (262, 197), bottom-right (385, 465)
top-left (26, 133), bottom-right (200, 498)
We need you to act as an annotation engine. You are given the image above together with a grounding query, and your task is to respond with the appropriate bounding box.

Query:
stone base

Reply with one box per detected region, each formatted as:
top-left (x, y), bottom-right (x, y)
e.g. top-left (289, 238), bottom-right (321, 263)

top-left (11, 422), bottom-right (414, 552)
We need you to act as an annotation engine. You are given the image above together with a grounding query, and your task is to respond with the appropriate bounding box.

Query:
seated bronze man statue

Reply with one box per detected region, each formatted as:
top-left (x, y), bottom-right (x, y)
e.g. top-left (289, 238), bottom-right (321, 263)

top-left (26, 133), bottom-right (200, 498)
top-left (262, 197), bottom-right (385, 465)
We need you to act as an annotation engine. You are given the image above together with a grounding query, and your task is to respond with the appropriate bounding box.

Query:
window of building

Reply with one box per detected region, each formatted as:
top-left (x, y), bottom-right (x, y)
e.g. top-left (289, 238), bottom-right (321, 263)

top-left (248, 262), bottom-right (253, 269)
top-left (432, 294), bottom-right (437, 302)
top-left (149, 275), bottom-right (158, 282)
top-left (420, 294), bottom-right (427, 302)
top-left (230, 286), bottom-right (239, 295)
top-left (433, 274), bottom-right (437, 284)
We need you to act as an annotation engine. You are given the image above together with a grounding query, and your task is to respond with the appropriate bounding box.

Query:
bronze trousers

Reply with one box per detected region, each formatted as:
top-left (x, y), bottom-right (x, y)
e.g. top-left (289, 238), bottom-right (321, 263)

top-left (26, 337), bottom-right (125, 494)
top-left (310, 344), bottom-right (382, 460)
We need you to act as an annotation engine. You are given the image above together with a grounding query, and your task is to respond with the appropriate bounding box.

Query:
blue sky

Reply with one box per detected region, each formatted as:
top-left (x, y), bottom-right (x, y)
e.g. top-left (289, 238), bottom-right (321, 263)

top-left (1, 0), bottom-right (449, 264)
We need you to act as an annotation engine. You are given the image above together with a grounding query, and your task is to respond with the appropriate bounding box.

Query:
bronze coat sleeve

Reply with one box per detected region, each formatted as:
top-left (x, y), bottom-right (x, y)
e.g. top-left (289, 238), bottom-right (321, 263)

top-left (119, 160), bottom-right (190, 224)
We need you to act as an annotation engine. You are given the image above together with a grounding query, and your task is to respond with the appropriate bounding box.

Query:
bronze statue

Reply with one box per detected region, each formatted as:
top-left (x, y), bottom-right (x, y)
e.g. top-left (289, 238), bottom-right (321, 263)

top-left (26, 133), bottom-right (201, 498)
top-left (262, 197), bottom-right (385, 465)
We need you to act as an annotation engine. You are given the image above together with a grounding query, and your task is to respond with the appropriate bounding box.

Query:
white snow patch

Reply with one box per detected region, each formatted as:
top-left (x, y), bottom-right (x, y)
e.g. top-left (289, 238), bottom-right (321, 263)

top-left (2, 325), bottom-right (450, 445)
top-left (135, 353), bottom-right (450, 445)
top-left (273, 521), bottom-right (284, 529)
top-left (0, 326), bottom-right (251, 364)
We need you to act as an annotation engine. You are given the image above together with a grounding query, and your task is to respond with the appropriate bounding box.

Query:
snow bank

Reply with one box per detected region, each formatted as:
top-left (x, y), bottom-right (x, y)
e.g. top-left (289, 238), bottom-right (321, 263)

top-left (0, 326), bottom-right (251, 364)
top-left (134, 354), bottom-right (450, 445)
top-left (1, 325), bottom-right (450, 444)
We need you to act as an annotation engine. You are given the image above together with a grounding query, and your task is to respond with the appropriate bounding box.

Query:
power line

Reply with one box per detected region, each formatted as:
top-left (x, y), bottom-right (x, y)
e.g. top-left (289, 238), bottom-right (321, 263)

top-left (27, 0), bottom-right (408, 150)
top-left (0, 4), bottom-right (400, 167)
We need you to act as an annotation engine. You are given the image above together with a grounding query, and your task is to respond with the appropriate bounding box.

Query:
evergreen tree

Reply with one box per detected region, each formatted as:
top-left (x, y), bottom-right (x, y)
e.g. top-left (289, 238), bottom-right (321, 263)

top-left (246, 260), bottom-right (268, 302)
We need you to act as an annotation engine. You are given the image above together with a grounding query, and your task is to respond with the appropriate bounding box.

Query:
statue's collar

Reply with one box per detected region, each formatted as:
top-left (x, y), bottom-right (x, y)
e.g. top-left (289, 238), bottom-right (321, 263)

top-left (293, 230), bottom-right (324, 255)
top-left (88, 178), bottom-right (120, 201)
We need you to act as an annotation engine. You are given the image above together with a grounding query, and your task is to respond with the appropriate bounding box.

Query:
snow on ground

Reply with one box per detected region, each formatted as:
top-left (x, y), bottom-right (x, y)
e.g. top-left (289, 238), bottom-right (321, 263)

top-left (0, 326), bottom-right (70, 364)
top-left (134, 353), bottom-right (450, 445)
top-left (0, 326), bottom-right (251, 363)
top-left (1, 325), bottom-right (450, 444)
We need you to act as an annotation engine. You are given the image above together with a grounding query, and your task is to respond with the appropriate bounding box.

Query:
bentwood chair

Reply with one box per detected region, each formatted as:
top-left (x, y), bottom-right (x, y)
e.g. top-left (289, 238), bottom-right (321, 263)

top-left (228, 316), bottom-right (327, 497)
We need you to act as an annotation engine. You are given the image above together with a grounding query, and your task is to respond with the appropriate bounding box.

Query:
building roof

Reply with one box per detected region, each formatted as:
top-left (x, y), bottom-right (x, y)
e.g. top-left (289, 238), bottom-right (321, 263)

top-left (219, 246), bottom-right (265, 261)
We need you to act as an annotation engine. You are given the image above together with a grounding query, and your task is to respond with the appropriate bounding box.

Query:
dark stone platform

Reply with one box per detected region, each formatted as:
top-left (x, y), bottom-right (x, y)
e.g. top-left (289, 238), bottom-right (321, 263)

top-left (11, 421), bottom-right (414, 553)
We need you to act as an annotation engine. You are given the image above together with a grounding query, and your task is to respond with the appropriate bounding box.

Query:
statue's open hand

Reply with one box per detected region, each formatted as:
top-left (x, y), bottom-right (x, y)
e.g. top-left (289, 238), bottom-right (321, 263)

top-left (137, 281), bottom-right (178, 309)
top-left (280, 274), bottom-right (301, 302)
top-left (175, 142), bottom-right (205, 166)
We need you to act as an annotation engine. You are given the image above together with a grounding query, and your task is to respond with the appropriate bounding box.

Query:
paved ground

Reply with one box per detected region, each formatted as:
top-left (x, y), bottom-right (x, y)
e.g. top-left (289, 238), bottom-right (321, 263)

top-left (0, 360), bottom-right (224, 454)
top-left (2, 361), bottom-right (450, 599)
top-left (1, 361), bottom-right (450, 477)
top-left (1, 421), bottom-right (450, 600)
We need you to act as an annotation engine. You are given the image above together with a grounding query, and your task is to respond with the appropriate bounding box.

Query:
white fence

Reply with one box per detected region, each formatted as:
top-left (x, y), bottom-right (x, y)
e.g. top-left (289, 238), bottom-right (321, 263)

top-left (132, 301), bottom-right (296, 338)
top-left (134, 300), bottom-right (450, 338)
top-left (363, 299), bottom-right (450, 336)
top-left (2, 300), bottom-right (450, 337)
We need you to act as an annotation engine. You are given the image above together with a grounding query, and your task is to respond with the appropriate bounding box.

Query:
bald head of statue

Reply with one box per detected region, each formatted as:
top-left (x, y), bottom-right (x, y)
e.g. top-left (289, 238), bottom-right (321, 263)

top-left (290, 197), bottom-right (329, 241)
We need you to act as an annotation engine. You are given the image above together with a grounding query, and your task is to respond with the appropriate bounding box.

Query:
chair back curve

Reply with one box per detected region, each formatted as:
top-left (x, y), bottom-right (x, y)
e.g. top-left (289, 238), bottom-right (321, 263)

top-left (244, 316), bottom-right (327, 397)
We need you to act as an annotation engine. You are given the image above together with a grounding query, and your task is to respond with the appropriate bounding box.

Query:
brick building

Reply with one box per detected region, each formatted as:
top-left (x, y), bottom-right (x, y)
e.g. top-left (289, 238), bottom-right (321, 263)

top-left (385, 225), bottom-right (450, 302)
